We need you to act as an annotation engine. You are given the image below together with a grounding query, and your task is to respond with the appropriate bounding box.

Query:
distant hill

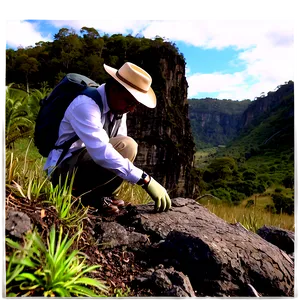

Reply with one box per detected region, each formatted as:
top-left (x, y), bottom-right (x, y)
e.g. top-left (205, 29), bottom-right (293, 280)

top-left (188, 98), bottom-right (251, 149)
top-left (188, 81), bottom-right (294, 152)
top-left (190, 81), bottom-right (294, 205)
top-left (221, 81), bottom-right (294, 164)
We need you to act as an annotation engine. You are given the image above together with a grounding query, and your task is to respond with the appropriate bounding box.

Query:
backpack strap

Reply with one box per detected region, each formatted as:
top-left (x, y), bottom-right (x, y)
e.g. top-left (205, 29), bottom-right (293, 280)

top-left (55, 134), bottom-right (80, 166)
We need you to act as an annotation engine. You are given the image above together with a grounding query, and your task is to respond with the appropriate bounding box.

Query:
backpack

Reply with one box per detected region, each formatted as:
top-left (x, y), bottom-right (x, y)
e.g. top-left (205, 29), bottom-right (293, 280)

top-left (34, 73), bottom-right (122, 163)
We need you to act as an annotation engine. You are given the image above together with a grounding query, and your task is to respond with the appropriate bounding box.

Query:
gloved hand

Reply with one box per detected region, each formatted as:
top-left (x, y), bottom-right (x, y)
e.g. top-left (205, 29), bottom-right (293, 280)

top-left (145, 177), bottom-right (172, 212)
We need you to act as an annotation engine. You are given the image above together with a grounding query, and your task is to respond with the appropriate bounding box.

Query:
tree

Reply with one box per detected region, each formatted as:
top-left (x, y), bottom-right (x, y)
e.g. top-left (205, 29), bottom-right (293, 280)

top-left (52, 28), bottom-right (82, 71)
top-left (282, 175), bottom-right (294, 189)
top-left (203, 157), bottom-right (237, 182)
top-left (272, 193), bottom-right (294, 215)
top-left (15, 55), bottom-right (39, 93)
top-left (242, 170), bottom-right (257, 181)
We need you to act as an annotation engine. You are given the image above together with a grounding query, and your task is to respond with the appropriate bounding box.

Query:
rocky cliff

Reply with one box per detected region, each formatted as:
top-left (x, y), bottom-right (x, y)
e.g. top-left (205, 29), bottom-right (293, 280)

top-left (127, 46), bottom-right (196, 198)
top-left (191, 111), bottom-right (244, 145)
top-left (188, 99), bottom-right (250, 148)
top-left (241, 81), bottom-right (294, 128)
top-left (189, 81), bottom-right (294, 149)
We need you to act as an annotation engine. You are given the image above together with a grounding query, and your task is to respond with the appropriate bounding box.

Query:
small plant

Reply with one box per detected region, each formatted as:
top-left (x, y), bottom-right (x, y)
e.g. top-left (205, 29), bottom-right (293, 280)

top-left (6, 141), bottom-right (49, 200)
top-left (113, 287), bottom-right (131, 297)
top-left (238, 212), bottom-right (260, 232)
top-left (45, 172), bottom-right (89, 227)
top-left (6, 226), bottom-right (108, 297)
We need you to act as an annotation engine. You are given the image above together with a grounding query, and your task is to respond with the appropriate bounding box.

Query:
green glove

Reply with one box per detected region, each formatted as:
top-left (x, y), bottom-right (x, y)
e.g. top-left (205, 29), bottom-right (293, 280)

top-left (145, 177), bottom-right (172, 212)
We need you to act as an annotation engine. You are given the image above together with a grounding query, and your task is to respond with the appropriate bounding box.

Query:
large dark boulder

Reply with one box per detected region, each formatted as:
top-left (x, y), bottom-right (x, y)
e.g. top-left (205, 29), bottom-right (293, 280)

top-left (257, 225), bottom-right (294, 255)
top-left (120, 198), bottom-right (294, 297)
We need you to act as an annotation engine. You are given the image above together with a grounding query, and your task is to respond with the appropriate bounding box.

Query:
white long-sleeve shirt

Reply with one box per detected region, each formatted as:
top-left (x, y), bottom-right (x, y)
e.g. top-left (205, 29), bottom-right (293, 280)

top-left (44, 84), bottom-right (143, 183)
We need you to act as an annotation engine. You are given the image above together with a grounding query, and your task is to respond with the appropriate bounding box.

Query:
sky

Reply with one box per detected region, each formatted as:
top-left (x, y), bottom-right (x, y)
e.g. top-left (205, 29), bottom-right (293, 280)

top-left (3, 1), bottom-right (296, 101)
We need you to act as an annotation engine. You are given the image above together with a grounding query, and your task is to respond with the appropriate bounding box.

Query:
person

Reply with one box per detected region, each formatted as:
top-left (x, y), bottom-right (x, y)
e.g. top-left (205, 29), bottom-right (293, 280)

top-left (44, 62), bottom-right (172, 215)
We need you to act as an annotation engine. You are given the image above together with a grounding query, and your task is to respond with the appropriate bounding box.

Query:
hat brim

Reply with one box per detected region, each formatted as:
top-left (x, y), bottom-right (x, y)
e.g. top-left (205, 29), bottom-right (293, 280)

top-left (104, 64), bottom-right (157, 108)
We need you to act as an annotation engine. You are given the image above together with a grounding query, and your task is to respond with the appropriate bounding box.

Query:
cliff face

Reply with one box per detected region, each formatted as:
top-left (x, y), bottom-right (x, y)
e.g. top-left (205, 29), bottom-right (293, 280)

top-left (241, 81), bottom-right (294, 128)
top-left (189, 111), bottom-right (244, 146)
top-left (188, 99), bottom-right (250, 148)
top-left (127, 50), bottom-right (195, 198)
top-left (189, 82), bottom-right (294, 149)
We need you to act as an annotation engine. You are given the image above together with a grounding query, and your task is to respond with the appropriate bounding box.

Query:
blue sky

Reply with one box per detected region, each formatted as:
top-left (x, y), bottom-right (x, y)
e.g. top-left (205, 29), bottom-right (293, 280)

top-left (3, 1), bottom-right (296, 101)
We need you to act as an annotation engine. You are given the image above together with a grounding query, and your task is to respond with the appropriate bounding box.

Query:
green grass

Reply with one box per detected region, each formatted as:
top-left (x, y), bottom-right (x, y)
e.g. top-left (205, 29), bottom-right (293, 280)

top-left (7, 138), bottom-right (46, 163)
top-left (203, 201), bottom-right (294, 232)
top-left (241, 185), bottom-right (294, 208)
top-left (6, 138), bottom-right (152, 205)
top-left (194, 148), bottom-right (218, 168)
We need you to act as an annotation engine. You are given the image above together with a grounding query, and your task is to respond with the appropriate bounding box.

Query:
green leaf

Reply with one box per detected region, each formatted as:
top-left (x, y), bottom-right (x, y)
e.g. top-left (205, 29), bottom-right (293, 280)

top-left (19, 257), bottom-right (38, 268)
top-left (49, 226), bottom-right (57, 257)
top-left (6, 237), bottom-right (23, 249)
top-left (19, 281), bottom-right (41, 291)
top-left (50, 287), bottom-right (71, 297)
top-left (68, 284), bottom-right (102, 297)
top-left (15, 272), bottom-right (39, 282)
top-left (75, 277), bottom-right (108, 291)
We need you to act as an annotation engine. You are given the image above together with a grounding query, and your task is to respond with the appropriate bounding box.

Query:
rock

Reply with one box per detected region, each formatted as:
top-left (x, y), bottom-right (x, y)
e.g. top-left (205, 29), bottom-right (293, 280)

top-left (134, 267), bottom-right (195, 297)
top-left (257, 225), bottom-right (294, 254)
top-left (96, 221), bottom-right (150, 250)
top-left (5, 210), bottom-right (31, 238)
top-left (127, 198), bottom-right (294, 297)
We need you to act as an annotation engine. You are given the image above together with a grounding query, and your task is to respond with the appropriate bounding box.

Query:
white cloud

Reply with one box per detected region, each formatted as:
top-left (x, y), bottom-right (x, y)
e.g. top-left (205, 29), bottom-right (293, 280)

top-left (52, 19), bottom-right (293, 100)
top-left (49, 20), bottom-right (149, 36)
top-left (6, 20), bottom-right (52, 48)
top-left (5, 19), bottom-right (294, 101)
top-left (46, 19), bottom-right (292, 51)
top-left (141, 20), bottom-right (293, 50)
top-left (187, 46), bottom-right (296, 100)
top-left (185, 65), bottom-right (191, 75)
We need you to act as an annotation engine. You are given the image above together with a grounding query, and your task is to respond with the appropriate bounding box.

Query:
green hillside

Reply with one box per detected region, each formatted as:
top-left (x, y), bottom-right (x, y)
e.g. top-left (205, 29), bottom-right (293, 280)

top-left (191, 82), bottom-right (294, 215)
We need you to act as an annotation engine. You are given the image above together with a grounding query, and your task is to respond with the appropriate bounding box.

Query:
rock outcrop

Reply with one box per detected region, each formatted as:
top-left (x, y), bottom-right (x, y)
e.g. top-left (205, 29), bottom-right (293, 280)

top-left (127, 49), bottom-right (195, 198)
top-left (118, 198), bottom-right (293, 297)
top-left (241, 81), bottom-right (294, 128)
top-left (6, 198), bottom-right (294, 297)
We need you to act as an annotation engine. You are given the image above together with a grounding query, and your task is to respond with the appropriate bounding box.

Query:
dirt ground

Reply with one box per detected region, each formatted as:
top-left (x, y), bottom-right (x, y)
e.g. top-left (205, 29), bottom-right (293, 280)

top-left (5, 191), bottom-right (154, 296)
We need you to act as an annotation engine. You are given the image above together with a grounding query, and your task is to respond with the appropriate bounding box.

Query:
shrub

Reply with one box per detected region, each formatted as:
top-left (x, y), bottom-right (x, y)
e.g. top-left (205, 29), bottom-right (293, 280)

top-left (230, 190), bottom-right (246, 205)
top-left (272, 193), bottom-right (294, 215)
top-left (257, 174), bottom-right (271, 187)
top-left (211, 188), bottom-right (231, 203)
top-left (245, 199), bottom-right (254, 208)
top-left (282, 174), bottom-right (294, 189)
top-left (242, 170), bottom-right (257, 181)
top-left (265, 204), bottom-right (276, 214)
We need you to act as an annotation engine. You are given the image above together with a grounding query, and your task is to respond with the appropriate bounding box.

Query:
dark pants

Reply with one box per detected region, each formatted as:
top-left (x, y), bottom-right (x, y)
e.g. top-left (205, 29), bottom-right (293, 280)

top-left (50, 136), bottom-right (138, 207)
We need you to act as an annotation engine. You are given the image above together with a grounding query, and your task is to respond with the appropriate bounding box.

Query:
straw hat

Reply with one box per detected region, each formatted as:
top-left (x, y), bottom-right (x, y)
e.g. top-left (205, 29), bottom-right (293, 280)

top-left (103, 62), bottom-right (156, 108)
